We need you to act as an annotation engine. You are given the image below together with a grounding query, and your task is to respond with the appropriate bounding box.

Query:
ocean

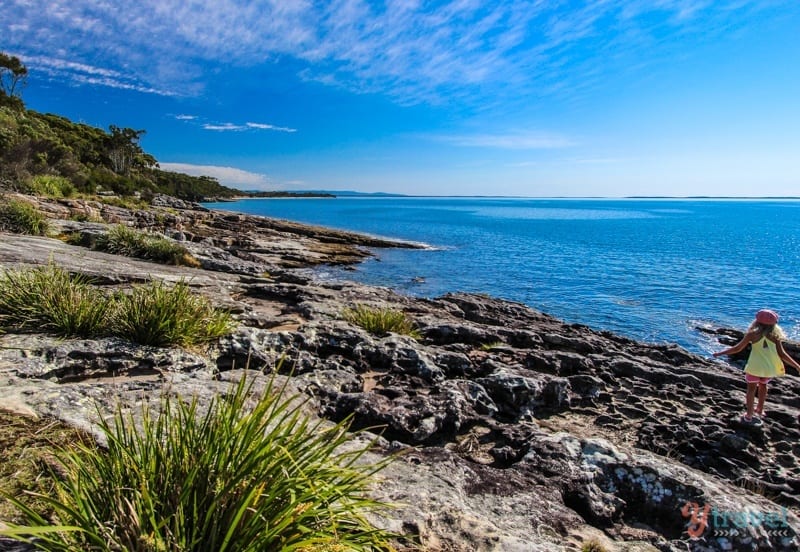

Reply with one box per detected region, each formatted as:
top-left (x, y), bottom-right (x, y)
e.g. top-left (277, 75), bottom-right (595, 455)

top-left (201, 197), bottom-right (800, 355)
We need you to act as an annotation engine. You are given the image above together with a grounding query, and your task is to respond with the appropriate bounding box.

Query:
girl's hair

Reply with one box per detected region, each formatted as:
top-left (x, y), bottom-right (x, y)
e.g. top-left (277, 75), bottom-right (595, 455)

top-left (748, 320), bottom-right (787, 340)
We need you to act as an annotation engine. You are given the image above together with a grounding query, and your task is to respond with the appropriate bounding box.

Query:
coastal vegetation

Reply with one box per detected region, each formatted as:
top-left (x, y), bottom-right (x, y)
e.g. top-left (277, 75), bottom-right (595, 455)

top-left (1, 52), bottom-right (336, 202)
top-left (0, 264), bottom-right (233, 345)
top-left (343, 304), bottom-right (420, 338)
top-left (0, 196), bottom-right (49, 235)
top-left (113, 280), bottom-right (233, 347)
top-left (81, 224), bottom-right (199, 266)
top-left (1, 377), bottom-right (396, 551)
top-left (0, 97), bottom-right (241, 201)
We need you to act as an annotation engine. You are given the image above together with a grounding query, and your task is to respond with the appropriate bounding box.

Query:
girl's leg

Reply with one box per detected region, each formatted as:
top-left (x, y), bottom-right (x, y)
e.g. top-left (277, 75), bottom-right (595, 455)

top-left (755, 383), bottom-right (768, 416)
top-left (745, 382), bottom-right (758, 418)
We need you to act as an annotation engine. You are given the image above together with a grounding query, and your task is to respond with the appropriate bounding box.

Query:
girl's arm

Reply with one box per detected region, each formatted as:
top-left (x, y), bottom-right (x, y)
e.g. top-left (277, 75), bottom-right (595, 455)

top-left (776, 341), bottom-right (800, 371)
top-left (713, 331), bottom-right (757, 357)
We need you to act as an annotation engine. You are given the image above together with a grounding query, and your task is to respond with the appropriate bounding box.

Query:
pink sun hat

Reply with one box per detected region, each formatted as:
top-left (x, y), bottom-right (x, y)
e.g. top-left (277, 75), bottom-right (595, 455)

top-left (756, 309), bottom-right (779, 325)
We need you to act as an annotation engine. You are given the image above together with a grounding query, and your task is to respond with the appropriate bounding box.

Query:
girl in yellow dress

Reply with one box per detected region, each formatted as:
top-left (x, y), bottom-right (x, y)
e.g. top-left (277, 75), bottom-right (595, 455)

top-left (713, 309), bottom-right (800, 425)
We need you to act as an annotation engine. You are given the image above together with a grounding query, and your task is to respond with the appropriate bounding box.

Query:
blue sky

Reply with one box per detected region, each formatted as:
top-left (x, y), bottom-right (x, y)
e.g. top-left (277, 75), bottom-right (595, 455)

top-left (3, 1), bottom-right (799, 196)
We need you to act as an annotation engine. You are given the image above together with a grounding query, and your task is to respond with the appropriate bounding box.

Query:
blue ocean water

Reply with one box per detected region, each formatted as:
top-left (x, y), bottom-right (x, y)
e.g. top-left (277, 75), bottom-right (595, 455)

top-left (202, 197), bottom-right (800, 354)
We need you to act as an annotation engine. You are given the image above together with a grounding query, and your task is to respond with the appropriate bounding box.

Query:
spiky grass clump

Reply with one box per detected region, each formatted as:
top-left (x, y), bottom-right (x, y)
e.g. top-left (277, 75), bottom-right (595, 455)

top-left (1, 377), bottom-right (396, 551)
top-left (0, 263), bottom-right (109, 337)
top-left (0, 198), bottom-right (49, 235)
top-left (112, 280), bottom-right (234, 347)
top-left (343, 305), bottom-right (419, 338)
top-left (0, 264), bottom-right (234, 346)
top-left (94, 224), bottom-right (198, 266)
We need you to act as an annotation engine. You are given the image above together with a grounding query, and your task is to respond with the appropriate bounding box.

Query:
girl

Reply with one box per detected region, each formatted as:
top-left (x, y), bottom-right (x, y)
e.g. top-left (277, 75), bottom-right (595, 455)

top-left (713, 309), bottom-right (800, 425)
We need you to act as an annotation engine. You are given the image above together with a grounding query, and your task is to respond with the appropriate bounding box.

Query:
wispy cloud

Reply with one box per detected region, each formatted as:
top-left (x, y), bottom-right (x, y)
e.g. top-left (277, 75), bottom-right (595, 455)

top-left (21, 54), bottom-right (176, 96)
top-left (159, 162), bottom-right (271, 189)
top-left (434, 132), bottom-right (575, 150)
top-left (246, 122), bottom-right (296, 133)
top-left (200, 121), bottom-right (297, 133)
top-left (174, 114), bottom-right (197, 121)
top-left (202, 123), bottom-right (248, 132)
top-left (3, 0), bottom-right (777, 104)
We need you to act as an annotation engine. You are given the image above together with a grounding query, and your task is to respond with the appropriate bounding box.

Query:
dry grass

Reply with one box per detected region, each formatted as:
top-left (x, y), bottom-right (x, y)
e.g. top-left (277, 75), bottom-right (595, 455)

top-left (0, 410), bottom-right (92, 524)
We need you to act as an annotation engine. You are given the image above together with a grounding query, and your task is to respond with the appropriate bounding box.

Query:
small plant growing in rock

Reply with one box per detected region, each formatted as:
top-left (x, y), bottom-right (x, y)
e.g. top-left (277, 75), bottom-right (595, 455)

top-left (479, 341), bottom-right (505, 351)
top-left (0, 264), bottom-right (234, 346)
top-left (0, 377), bottom-right (397, 551)
top-left (343, 304), bottom-right (420, 338)
top-left (581, 538), bottom-right (609, 552)
top-left (93, 224), bottom-right (199, 266)
top-left (0, 197), bottom-right (49, 235)
top-left (112, 280), bottom-right (235, 347)
top-left (0, 263), bottom-right (109, 337)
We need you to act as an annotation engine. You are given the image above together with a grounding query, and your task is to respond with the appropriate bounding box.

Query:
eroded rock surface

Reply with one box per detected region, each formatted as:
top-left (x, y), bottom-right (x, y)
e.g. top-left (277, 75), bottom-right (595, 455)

top-left (1, 195), bottom-right (799, 551)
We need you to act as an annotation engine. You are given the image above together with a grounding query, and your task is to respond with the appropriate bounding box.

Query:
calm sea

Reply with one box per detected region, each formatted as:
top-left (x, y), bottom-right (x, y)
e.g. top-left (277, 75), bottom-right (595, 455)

top-left (202, 197), bottom-right (800, 355)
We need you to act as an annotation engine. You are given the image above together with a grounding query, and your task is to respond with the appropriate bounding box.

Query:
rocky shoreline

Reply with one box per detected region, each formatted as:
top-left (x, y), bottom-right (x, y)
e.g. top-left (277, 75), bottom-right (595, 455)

top-left (2, 193), bottom-right (800, 551)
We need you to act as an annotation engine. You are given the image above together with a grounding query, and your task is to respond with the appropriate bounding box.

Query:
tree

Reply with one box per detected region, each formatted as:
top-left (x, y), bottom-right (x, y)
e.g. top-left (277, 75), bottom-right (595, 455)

top-left (0, 52), bottom-right (28, 105)
top-left (106, 125), bottom-right (146, 175)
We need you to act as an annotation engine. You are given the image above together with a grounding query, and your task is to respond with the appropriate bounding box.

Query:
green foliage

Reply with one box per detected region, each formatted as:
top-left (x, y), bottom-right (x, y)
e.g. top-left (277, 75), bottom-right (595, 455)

top-left (112, 280), bottom-right (234, 347)
top-left (149, 169), bottom-right (241, 202)
top-left (0, 52), bottom-right (27, 103)
top-left (0, 264), bottom-right (234, 346)
top-left (0, 377), bottom-right (396, 552)
top-left (479, 341), bottom-right (505, 351)
top-left (26, 174), bottom-right (75, 198)
top-left (0, 197), bottom-right (49, 235)
top-left (0, 263), bottom-right (109, 337)
top-left (581, 539), bottom-right (609, 552)
top-left (343, 304), bottom-right (420, 338)
top-left (0, 98), bottom-right (242, 201)
top-left (93, 224), bottom-right (198, 266)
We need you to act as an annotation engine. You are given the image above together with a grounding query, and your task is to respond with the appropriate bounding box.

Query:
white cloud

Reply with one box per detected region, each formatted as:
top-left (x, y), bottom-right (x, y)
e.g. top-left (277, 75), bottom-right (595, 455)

top-left (202, 123), bottom-right (248, 132)
top-left (159, 162), bottom-right (272, 189)
top-left (3, 0), bottom-right (775, 104)
top-left (21, 54), bottom-right (177, 96)
top-left (200, 121), bottom-right (297, 132)
top-left (246, 122), bottom-right (297, 133)
top-left (435, 132), bottom-right (575, 149)
top-left (174, 114), bottom-right (197, 120)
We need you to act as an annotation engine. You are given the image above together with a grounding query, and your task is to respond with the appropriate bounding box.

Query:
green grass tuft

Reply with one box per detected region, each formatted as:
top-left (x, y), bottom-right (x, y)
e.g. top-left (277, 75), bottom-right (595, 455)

top-left (0, 263), bottom-right (109, 337)
top-left (94, 224), bottom-right (198, 266)
top-left (343, 304), bottom-right (420, 338)
top-left (0, 197), bottom-right (49, 235)
top-left (0, 264), bottom-right (234, 346)
top-left (112, 280), bottom-right (235, 347)
top-left (0, 377), bottom-right (397, 551)
top-left (581, 539), bottom-right (609, 552)
top-left (479, 341), bottom-right (505, 351)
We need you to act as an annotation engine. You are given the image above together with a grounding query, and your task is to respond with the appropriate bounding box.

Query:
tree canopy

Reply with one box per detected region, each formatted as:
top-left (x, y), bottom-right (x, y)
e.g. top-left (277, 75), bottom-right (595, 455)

top-left (0, 53), bottom-right (28, 108)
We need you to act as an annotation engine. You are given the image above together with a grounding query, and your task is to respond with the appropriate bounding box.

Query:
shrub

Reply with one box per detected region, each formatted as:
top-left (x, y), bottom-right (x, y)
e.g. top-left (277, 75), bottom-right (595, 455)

top-left (343, 304), bottom-right (419, 338)
top-left (112, 280), bottom-right (234, 347)
top-left (26, 174), bottom-right (75, 198)
top-left (94, 224), bottom-right (198, 266)
top-left (0, 197), bottom-right (48, 235)
top-left (0, 377), bottom-right (396, 551)
top-left (0, 264), bottom-right (109, 337)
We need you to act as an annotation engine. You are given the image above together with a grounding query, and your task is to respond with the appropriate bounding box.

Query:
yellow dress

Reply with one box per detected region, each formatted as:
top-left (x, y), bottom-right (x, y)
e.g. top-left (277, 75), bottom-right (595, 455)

top-left (745, 337), bottom-right (785, 378)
